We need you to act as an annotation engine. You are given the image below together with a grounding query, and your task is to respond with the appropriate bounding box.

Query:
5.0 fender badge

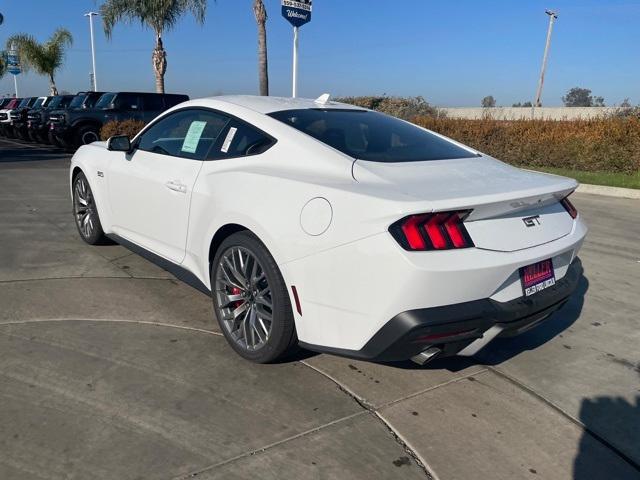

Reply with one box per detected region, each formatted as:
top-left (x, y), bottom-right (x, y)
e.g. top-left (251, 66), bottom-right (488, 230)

top-left (97, 171), bottom-right (104, 177)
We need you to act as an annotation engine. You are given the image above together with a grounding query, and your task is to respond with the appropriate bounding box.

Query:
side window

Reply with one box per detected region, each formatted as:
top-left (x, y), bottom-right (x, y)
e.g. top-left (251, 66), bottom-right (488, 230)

top-left (208, 120), bottom-right (275, 160)
top-left (143, 94), bottom-right (164, 111)
top-left (137, 109), bottom-right (230, 160)
top-left (114, 94), bottom-right (142, 111)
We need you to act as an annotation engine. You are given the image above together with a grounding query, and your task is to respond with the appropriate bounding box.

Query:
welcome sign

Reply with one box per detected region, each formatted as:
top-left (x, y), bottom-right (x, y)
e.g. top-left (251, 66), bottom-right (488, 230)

top-left (281, 0), bottom-right (312, 28)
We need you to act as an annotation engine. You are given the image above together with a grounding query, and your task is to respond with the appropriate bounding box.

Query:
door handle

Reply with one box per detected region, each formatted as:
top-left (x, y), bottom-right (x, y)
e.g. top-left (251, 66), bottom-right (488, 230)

top-left (165, 180), bottom-right (187, 194)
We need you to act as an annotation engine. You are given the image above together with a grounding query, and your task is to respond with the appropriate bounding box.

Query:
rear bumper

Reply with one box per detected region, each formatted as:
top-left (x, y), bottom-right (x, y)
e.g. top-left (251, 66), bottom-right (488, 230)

top-left (300, 257), bottom-right (582, 362)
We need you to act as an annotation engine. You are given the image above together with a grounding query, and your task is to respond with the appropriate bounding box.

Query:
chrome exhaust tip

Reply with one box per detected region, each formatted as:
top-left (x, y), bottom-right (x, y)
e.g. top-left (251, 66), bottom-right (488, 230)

top-left (410, 347), bottom-right (441, 366)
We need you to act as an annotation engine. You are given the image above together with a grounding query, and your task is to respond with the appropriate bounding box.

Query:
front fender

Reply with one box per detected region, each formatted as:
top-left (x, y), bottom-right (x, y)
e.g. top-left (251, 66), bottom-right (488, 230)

top-left (69, 145), bottom-right (113, 232)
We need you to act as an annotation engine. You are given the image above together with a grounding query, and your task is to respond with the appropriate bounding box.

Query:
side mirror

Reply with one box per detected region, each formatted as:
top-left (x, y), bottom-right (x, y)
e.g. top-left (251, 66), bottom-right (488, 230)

top-left (107, 135), bottom-right (131, 152)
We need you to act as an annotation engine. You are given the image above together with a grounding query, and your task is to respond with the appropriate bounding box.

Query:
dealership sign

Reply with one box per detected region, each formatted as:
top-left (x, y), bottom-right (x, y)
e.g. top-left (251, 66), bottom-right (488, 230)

top-left (281, 0), bottom-right (312, 28)
top-left (7, 49), bottom-right (21, 75)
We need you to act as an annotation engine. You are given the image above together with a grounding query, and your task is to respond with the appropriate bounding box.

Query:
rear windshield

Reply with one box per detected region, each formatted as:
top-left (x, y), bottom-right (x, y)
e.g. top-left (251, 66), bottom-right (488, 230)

top-left (269, 109), bottom-right (477, 162)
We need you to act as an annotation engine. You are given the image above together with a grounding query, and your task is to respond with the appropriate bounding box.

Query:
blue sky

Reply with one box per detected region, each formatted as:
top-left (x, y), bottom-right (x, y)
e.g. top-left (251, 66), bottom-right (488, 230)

top-left (0, 0), bottom-right (638, 106)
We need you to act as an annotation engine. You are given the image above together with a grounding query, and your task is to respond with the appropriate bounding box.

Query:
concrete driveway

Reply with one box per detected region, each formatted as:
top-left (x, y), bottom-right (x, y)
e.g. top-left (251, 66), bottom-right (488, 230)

top-left (1, 138), bottom-right (638, 480)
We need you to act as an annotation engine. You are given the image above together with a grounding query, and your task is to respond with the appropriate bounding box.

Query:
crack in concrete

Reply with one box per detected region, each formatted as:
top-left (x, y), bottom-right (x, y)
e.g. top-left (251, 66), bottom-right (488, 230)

top-left (300, 360), bottom-right (435, 479)
top-left (173, 411), bottom-right (368, 480)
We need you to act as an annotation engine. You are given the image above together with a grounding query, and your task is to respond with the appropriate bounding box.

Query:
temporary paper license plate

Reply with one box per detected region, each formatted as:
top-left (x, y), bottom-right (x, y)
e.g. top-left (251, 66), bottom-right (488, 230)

top-left (520, 259), bottom-right (555, 297)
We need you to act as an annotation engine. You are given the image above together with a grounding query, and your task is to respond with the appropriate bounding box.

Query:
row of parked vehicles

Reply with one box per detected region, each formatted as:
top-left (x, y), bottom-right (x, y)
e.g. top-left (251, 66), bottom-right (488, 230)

top-left (0, 91), bottom-right (189, 150)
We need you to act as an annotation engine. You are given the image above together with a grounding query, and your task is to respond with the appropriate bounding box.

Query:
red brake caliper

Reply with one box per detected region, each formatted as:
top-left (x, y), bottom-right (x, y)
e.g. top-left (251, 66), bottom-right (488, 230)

top-left (230, 286), bottom-right (243, 308)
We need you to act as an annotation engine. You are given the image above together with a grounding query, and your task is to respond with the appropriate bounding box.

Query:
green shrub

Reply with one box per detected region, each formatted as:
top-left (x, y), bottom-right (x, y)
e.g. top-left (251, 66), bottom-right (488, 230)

top-left (413, 116), bottom-right (640, 174)
top-left (100, 119), bottom-right (146, 141)
top-left (336, 96), bottom-right (444, 120)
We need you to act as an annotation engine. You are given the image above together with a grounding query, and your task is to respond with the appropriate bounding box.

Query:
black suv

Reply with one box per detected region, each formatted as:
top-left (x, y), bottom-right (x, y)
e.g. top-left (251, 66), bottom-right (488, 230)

top-left (47, 92), bottom-right (105, 147)
top-left (4, 97), bottom-right (38, 138)
top-left (13, 96), bottom-right (53, 141)
top-left (50, 91), bottom-right (189, 149)
top-left (27, 94), bottom-right (75, 143)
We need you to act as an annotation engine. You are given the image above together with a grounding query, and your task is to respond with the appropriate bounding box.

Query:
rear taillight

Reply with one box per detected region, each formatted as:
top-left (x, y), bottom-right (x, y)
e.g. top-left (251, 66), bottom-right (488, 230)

top-left (560, 196), bottom-right (578, 219)
top-left (390, 210), bottom-right (474, 251)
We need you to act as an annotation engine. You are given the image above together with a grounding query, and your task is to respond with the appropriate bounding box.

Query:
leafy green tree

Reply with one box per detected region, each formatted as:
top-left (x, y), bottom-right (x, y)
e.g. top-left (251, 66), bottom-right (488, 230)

top-left (481, 95), bottom-right (496, 108)
top-left (101, 0), bottom-right (208, 93)
top-left (512, 101), bottom-right (533, 107)
top-left (562, 87), bottom-right (595, 107)
top-left (5, 29), bottom-right (73, 95)
top-left (253, 0), bottom-right (269, 96)
top-left (620, 98), bottom-right (632, 108)
top-left (593, 96), bottom-right (605, 107)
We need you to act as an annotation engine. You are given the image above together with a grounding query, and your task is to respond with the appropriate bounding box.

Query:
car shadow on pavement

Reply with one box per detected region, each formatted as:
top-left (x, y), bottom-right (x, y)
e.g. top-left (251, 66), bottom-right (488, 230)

top-left (573, 362), bottom-right (640, 479)
top-left (381, 262), bottom-right (589, 372)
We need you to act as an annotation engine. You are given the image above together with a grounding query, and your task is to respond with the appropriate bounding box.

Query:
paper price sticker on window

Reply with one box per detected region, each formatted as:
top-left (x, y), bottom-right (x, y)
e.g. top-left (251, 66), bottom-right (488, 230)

top-left (221, 127), bottom-right (238, 153)
top-left (181, 121), bottom-right (207, 153)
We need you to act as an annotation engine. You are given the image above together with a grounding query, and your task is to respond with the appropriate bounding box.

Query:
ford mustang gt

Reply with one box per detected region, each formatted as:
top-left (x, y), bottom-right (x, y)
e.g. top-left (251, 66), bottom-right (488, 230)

top-left (69, 95), bottom-right (587, 364)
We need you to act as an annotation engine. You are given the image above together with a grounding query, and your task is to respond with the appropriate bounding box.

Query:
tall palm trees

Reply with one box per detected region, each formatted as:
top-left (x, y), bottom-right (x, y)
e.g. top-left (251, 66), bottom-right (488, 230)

top-left (5, 29), bottom-right (73, 95)
top-left (100, 0), bottom-right (208, 94)
top-left (253, 0), bottom-right (269, 96)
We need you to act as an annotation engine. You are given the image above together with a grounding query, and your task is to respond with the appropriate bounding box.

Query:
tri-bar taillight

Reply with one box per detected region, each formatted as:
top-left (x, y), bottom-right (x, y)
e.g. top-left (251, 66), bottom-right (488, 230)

top-left (560, 196), bottom-right (578, 219)
top-left (389, 210), bottom-right (474, 251)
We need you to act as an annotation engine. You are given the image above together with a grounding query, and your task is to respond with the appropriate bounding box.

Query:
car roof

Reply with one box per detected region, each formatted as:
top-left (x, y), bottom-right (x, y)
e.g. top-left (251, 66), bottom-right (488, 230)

top-left (208, 95), bottom-right (365, 115)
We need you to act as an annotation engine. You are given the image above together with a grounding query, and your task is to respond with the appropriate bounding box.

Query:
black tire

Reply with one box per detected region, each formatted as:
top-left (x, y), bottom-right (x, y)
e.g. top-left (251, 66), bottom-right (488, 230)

top-left (72, 172), bottom-right (107, 245)
top-left (75, 125), bottom-right (100, 147)
top-left (48, 132), bottom-right (62, 147)
top-left (211, 231), bottom-right (298, 363)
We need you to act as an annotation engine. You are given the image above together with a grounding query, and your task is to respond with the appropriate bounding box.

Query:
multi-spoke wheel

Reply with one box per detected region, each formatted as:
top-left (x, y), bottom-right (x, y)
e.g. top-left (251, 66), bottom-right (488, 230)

top-left (212, 232), bottom-right (297, 363)
top-left (73, 172), bottom-right (107, 245)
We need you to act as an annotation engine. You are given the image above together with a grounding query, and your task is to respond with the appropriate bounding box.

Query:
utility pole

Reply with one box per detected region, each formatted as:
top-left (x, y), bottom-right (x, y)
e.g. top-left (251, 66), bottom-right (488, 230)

top-left (85, 12), bottom-right (99, 91)
top-left (534, 10), bottom-right (558, 107)
top-left (292, 26), bottom-right (299, 98)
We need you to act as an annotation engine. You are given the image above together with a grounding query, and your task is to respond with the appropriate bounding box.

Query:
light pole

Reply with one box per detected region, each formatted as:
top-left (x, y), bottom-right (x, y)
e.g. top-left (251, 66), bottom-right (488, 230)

top-left (534, 10), bottom-right (558, 107)
top-left (85, 12), bottom-right (99, 91)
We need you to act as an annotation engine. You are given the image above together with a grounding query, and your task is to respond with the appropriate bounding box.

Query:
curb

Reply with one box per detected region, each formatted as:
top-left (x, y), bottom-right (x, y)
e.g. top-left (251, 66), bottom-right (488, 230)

top-left (576, 183), bottom-right (640, 200)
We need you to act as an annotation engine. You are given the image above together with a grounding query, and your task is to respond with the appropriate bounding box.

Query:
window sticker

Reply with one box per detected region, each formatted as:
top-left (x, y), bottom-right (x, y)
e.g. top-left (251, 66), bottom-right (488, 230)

top-left (221, 127), bottom-right (238, 153)
top-left (181, 121), bottom-right (207, 153)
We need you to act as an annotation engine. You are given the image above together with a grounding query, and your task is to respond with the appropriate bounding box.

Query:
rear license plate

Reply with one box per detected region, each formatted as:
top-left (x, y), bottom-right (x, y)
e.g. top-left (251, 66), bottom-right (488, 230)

top-left (520, 259), bottom-right (555, 297)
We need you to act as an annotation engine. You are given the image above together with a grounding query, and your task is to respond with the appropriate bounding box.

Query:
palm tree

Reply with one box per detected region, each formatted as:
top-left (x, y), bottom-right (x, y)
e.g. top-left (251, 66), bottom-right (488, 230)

top-left (5, 29), bottom-right (73, 95)
top-left (101, 0), bottom-right (208, 94)
top-left (253, 0), bottom-right (269, 96)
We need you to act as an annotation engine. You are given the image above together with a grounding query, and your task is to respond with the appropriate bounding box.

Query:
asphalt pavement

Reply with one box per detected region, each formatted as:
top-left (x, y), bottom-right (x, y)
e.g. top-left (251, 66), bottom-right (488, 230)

top-left (0, 137), bottom-right (639, 480)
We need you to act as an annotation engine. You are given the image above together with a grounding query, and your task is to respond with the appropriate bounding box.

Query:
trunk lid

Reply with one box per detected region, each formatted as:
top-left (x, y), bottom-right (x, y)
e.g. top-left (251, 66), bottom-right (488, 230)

top-left (353, 156), bottom-right (577, 252)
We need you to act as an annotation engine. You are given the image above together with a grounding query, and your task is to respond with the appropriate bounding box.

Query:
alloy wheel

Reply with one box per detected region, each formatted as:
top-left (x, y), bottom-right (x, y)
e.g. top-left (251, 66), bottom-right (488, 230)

top-left (215, 246), bottom-right (274, 351)
top-left (73, 176), bottom-right (96, 239)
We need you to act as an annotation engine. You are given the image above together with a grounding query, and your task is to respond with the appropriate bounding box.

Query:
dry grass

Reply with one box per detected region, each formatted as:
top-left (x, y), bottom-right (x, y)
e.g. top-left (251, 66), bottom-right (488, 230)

top-left (413, 116), bottom-right (640, 175)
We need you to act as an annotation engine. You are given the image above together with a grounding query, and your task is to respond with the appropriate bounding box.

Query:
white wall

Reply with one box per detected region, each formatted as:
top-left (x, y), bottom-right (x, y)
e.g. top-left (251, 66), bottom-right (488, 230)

top-left (441, 107), bottom-right (620, 120)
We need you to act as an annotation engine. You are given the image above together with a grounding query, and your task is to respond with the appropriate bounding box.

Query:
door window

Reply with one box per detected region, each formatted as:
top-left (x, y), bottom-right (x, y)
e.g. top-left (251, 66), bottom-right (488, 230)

top-left (137, 109), bottom-right (230, 160)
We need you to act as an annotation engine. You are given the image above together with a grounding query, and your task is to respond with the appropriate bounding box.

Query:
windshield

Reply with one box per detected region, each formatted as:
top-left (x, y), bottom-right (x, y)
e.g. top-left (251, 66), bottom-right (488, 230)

top-left (32, 98), bottom-right (45, 109)
top-left (95, 93), bottom-right (116, 110)
top-left (18, 98), bottom-right (31, 108)
top-left (269, 109), bottom-right (478, 163)
top-left (47, 96), bottom-right (64, 109)
top-left (69, 95), bottom-right (87, 109)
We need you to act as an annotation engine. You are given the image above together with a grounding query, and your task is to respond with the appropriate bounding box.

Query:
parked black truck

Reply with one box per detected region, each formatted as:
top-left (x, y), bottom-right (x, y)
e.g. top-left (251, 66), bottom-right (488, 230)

top-left (27, 94), bottom-right (75, 143)
top-left (49, 91), bottom-right (189, 150)
top-left (13, 96), bottom-right (51, 140)
top-left (47, 91), bottom-right (106, 147)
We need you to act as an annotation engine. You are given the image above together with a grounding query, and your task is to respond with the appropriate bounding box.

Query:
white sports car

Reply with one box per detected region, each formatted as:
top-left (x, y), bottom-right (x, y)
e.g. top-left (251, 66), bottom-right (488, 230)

top-left (69, 95), bottom-right (587, 364)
